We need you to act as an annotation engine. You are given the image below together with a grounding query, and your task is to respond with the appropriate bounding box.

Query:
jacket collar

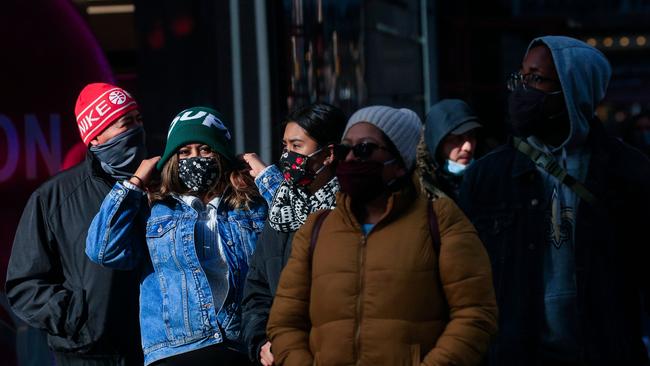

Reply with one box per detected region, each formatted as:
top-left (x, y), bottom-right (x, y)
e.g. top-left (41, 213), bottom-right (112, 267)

top-left (336, 180), bottom-right (418, 230)
top-left (171, 184), bottom-right (232, 214)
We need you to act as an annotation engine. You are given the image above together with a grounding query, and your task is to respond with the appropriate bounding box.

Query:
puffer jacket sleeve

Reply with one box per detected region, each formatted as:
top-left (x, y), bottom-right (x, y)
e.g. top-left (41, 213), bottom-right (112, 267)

top-left (266, 214), bottom-right (316, 366)
top-left (422, 197), bottom-right (498, 366)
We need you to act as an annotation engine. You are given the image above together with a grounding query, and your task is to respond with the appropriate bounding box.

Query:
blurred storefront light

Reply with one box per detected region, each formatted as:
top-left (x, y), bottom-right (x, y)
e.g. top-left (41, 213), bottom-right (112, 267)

top-left (603, 37), bottom-right (614, 47)
top-left (620, 36), bottom-right (630, 47)
top-left (583, 35), bottom-right (649, 50)
top-left (86, 4), bottom-right (134, 15)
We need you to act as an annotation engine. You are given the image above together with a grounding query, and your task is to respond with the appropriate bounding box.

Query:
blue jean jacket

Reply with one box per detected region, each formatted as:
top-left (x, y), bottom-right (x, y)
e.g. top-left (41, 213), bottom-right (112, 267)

top-left (254, 164), bottom-right (284, 207)
top-left (86, 182), bottom-right (267, 365)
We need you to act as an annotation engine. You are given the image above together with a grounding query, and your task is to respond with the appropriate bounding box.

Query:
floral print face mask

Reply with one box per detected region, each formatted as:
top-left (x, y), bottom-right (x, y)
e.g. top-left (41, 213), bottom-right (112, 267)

top-left (278, 148), bottom-right (325, 187)
top-left (178, 157), bottom-right (220, 192)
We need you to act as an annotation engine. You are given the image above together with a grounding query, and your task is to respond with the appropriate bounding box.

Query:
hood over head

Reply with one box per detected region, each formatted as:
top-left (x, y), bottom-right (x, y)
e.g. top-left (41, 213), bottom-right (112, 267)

top-left (527, 36), bottom-right (611, 150)
top-left (423, 99), bottom-right (482, 167)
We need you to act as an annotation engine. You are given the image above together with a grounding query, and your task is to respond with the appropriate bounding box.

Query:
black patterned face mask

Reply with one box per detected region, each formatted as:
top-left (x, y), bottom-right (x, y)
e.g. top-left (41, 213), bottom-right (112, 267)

top-left (178, 157), bottom-right (220, 193)
top-left (278, 148), bottom-right (325, 188)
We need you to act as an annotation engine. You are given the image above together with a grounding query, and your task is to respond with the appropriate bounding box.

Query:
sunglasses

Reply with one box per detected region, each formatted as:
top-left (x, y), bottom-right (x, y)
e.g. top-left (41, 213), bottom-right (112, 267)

top-left (333, 142), bottom-right (390, 160)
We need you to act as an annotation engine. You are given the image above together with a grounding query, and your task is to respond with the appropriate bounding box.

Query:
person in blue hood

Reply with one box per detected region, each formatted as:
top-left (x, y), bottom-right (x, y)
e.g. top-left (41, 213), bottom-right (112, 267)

top-left (459, 36), bottom-right (650, 365)
top-left (418, 99), bottom-right (482, 201)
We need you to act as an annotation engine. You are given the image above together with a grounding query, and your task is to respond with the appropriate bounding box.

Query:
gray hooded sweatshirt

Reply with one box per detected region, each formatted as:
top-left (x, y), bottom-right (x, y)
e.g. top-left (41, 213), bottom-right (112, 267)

top-left (524, 36), bottom-right (612, 360)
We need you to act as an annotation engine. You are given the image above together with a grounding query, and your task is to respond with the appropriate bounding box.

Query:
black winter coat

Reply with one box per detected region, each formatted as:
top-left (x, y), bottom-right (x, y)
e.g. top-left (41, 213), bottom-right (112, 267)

top-left (241, 221), bottom-right (294, 363)
top-left (459, 122), bottom-right (650, 365)
top-left (5, 153), bottom-right (142, 359)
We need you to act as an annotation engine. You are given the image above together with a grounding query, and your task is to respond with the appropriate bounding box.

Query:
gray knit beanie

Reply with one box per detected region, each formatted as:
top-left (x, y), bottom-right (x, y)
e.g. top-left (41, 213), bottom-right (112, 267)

top-left (344, 106), bottom-right (422, 169)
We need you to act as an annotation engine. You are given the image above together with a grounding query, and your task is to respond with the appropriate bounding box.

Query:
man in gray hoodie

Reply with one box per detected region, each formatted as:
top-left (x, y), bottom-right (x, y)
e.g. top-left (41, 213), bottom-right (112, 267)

top-left (418, 99), bottom-right (482, 201)
top-left (460, 36), bottom-right (650, 365)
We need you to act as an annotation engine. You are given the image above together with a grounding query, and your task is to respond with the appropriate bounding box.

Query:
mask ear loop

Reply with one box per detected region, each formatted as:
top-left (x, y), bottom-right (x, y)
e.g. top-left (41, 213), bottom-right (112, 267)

top-left (313, 164), bottom-right (327, 176)
top-left (310, 144), bottom-right (333, 176)
top-left (306, 146), bottom-right (324, 158)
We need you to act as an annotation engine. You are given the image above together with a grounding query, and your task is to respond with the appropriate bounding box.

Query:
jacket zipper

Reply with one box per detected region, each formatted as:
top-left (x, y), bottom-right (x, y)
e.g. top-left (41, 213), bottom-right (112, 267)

top-left (354, 234), bottom-right (367, 365)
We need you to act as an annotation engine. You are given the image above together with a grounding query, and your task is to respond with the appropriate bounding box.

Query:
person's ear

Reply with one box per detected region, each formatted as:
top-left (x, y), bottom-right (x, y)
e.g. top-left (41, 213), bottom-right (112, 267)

top-left (89, 137), bottom-right (100, 146)
top-left (323, 144), bottom-right (335, 165)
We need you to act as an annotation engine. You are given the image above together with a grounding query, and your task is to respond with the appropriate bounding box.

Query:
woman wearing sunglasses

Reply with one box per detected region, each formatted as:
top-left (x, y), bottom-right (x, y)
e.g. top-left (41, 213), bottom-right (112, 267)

top-left (267, 106), bottom-right (498, 365)
top-left (86, 107), bottom-right (266, 366)
top-left (240, 103), bottom-right (346, 366)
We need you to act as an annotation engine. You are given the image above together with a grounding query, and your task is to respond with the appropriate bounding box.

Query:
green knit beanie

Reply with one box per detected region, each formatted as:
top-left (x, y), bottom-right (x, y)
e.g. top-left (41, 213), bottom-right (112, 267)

top-left (157, 106), bottom-right (235, 170)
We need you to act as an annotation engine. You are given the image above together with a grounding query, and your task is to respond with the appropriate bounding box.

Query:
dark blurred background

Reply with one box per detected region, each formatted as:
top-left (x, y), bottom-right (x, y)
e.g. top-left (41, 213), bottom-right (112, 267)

top-left (2, 0), bottom-right (650, 364)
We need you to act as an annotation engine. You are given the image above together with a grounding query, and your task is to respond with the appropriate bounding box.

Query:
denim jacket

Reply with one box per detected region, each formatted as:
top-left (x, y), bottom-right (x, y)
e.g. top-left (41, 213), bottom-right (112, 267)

top-left (86, 182), bottom-right (267, 365)
top-left (254, 164), bottom-right (284, 207)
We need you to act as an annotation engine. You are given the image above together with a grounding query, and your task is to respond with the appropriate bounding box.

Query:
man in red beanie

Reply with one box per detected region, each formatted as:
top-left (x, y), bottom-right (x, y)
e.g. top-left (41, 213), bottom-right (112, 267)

top-left (5, 83), bottom-right (146, 365)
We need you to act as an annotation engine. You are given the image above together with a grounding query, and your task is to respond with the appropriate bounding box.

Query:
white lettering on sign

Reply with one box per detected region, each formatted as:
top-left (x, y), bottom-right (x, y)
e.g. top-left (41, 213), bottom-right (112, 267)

top-left (25, 114), bottom-right (61, 179)
top-left (0, 114), bottom-right (19, 182)
top-left (0, 113), bottom-right (62, 183)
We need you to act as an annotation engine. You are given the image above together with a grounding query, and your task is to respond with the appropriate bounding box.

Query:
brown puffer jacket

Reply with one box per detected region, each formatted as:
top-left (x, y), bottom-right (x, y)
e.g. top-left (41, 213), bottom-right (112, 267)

top-left (267, 186), bottom-right (498, 366)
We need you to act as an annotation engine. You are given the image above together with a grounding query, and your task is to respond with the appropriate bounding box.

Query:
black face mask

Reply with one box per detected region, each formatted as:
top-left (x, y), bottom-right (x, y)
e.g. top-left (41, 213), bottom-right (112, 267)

top-left (336, 160), bottom-right (386, 203)
top-left (178, 157), bottom-right (220, 193)
top-left (508, 86), bottom-right (567, 139)
top-left (278, 148), bottom-right (325, 188)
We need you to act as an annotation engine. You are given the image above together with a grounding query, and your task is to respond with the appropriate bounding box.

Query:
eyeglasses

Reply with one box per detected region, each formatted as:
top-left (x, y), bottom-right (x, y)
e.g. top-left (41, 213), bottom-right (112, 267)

top-left (333, 142), bottom-right (390, 160)
top-left (507, 72), bottom-right (560, 91)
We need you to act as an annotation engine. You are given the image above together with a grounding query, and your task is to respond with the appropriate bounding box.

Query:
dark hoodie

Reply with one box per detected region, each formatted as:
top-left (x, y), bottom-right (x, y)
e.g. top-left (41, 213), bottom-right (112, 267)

top-left (523, 35), bottom-right (612, 362)
top-left (460, 36), bottom-right (650, 365)
top-left (421, 99), bottom-right (481, 201)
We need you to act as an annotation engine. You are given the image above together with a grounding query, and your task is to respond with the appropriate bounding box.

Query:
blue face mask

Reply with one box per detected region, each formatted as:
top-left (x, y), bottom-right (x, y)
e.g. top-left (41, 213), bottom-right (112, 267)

top-left (443, 159), bottom-right (473, 176)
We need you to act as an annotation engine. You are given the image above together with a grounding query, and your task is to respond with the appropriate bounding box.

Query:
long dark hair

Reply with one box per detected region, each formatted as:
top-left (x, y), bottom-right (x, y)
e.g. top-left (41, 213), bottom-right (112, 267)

top-left (284, 103), bottom-right (346, 147)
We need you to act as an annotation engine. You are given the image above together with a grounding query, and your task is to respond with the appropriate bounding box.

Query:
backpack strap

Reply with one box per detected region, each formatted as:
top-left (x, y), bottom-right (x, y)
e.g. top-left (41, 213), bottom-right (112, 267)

top-left (513, 136), bottom-right (600, 207)
top-left (427, 201), bottom-right (441, 260)
top-left (428, 201), bottom-right (449, 318)
top-left (309, 209), bottom-right (332, 256)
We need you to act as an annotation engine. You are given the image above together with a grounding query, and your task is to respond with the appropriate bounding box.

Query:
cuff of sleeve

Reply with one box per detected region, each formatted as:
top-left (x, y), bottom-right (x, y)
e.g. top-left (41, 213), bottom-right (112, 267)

top-left (284, 349), bottom-right (314, 366)
top-left (257, 165), bottom-right (283, 187)
top-left (122, 180), bottom-right (145, 194)
top-left (255, 165), bottom-right (276, 184)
